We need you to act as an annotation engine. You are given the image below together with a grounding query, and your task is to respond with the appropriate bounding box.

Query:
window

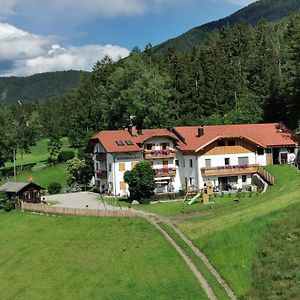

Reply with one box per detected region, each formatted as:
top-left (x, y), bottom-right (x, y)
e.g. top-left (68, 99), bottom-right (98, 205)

top-left (228, 140), bottom-right (236, 146)
top-left (189, 177), bottom-right (195, 185)
top-left (131, 162), bottom-right (137, 169)
top-left (242, 175), bottom-right (247, 183)
top-left (266, 148), bottom-right (272, 154)
top-left (175, 159), bottom-right (179, 166)
top-left (257, 148), bottom-right (264, 155)
top-left (225, 158), bottom-right (230, 165)
top-left (163, 160), bottom-right (168, 167)
top-left (120, 181), bottom-right (126, 190)
top-left (218, 140), bottom-right (226, 147)
top-left (205, 159), bottom-right (211, 168)
top-left (109, 163), bottom-right (112, 172)
top-left (125, 140), bottom-right (133, 145)
top-left (190, 159), bottom-right (193, 168)
top-left (238, 157), bottom-right (249, 165)
top-left (146, 144), bottom-right (153, 150)
top-left (116, 141), bottom-right (124, 146)
top-left (119, 163), bottom-right (125, 172)
top-left (161, 143), bottom-right (169, 149)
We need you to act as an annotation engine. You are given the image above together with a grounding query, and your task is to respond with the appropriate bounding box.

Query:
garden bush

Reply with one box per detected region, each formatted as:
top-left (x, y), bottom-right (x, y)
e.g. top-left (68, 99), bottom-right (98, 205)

top-left (48, 181), bottom-right (62, 194)
top-left (58, 150), bottom-right (75, 162)
top-left (0, 192), bottom-right (16, 211)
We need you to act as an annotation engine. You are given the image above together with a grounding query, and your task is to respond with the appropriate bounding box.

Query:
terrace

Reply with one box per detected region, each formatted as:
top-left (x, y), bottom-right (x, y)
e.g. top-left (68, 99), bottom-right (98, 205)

top-left (201, 164), bottom-right (259, 177)
top-left (154, 167), bottom-right (176, 177)
top-left (144, 149), bottom-right (176, 160)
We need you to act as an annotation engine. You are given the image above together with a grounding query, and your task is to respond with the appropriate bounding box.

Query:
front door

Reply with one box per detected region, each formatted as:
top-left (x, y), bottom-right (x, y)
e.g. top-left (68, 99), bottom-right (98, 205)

top-left (280, 152), bottom-right (288, 164)
top-left (219, 177), bottom-right (228, 191)
top-left (273, 148), bottom-right (279, 165)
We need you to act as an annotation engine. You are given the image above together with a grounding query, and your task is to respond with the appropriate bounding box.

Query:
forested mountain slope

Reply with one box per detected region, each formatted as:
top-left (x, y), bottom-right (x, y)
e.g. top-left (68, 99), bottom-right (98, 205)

top-left (153, 0), bottom-right (300, 55)
top-left (0, 70), bottom-right (84, 104)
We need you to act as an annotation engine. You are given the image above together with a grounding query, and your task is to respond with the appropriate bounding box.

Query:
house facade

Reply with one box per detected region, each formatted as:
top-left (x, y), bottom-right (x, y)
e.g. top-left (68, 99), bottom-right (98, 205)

top-left (87, 123), bottom-right (298, 196)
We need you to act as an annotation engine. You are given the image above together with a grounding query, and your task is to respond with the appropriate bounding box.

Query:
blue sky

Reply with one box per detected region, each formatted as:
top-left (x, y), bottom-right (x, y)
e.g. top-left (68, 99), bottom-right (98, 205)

top-left (0, 0), bottom-right (255, 76)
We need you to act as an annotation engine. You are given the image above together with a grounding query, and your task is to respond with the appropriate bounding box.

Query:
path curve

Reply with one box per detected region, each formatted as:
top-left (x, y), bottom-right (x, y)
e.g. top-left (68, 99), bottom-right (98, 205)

top-left (146, 215), bottom-right (217, 300)
top-left (133, 210), bottom-right (237, 300)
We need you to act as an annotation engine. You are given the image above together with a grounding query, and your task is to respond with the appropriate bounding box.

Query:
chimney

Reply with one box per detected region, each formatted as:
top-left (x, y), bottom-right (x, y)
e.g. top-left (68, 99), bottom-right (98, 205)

top-left (198, 126), bottom-right (204, 137)
top-left (128, 125), bottom-right (138, 137)
top-left (137, 129), bottom-right (143, 135)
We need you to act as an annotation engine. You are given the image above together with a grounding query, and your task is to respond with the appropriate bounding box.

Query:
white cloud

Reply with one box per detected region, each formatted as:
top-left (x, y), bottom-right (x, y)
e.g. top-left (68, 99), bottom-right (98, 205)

top-left (0, 0), bottom-right (174, 19)
top-left (0, 23), bottom-right (129, 76)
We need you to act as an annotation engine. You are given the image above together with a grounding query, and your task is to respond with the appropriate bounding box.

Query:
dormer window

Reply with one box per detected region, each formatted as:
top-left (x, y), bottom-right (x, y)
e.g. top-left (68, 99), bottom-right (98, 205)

top-left (125, 140), bottom-right (133, 145)
top-left (116, 141), bottom-right (124, 146)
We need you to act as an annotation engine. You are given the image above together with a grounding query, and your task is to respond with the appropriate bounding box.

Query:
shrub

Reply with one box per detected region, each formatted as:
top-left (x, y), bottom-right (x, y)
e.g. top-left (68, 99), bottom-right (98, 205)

top-left (58, 150), bottom-right (75, 162)
top-left (0, 192), bottom-right (16, 211)
top-left (48, 181), bottom-right (62, 194)
top-left (124, 161), bottom-right (156, 204)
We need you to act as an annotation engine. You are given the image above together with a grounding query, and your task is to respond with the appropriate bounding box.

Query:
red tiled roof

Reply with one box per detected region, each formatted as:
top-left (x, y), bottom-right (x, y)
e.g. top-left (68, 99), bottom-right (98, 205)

top-left (174, 123), bottom-right (299, 152)
top-left (89, 123), bottom-right (298, 154)
top-left (91, 128), bottom-right (179, 153)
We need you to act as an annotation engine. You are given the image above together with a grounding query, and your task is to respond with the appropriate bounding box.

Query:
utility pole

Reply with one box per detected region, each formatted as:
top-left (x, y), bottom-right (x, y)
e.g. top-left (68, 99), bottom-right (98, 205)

top-left (13, 148), bottom-right (16, 182)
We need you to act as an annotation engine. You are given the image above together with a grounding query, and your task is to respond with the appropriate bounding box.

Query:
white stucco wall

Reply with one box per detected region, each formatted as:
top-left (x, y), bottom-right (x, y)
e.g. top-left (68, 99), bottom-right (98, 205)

top-left (197, 153), bottom-right (257, 190)
top-left (113, 152), bottom-right (143, 196)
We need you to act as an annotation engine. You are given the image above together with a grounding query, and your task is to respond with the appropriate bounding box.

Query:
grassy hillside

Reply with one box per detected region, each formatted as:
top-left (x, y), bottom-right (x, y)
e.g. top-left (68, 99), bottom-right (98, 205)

top-left (153, 0), bottom-right (300, 55)
top-left (0, 70), bottom-right (84, 104)
top-left (0, 138), bottom-right (71, 189)
top-left (246, 202), bottom-right (300, 299)
top-left (0, 212), bottom-right (207, 300)
top-left (176, 165), bottom-right (300, 297)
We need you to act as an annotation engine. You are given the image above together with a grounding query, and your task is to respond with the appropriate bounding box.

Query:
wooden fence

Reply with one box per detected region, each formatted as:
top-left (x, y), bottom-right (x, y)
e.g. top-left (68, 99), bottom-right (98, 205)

top-left (20, 202), bottom-right (133, 218)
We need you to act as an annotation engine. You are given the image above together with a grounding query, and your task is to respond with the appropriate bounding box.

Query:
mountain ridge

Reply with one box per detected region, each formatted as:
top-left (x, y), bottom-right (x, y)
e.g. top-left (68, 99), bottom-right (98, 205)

top-left (0, 70), bottom-right (85, 104)
top-left (153, 0), bottom-right (300, 55)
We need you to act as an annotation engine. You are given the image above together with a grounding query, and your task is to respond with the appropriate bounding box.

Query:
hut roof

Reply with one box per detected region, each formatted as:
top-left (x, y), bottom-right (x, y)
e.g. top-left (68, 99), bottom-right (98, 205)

top-left (0, 182), bottom-right (44, 193)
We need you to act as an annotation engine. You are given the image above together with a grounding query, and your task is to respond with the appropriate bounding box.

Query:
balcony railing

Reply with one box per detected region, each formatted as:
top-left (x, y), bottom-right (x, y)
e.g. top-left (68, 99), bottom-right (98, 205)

top-left (94, 153), bottom-right (107, 161)
top-left (95, 170), bottom-right (108, 179)
top-left (154, 167), bottom-right (176, 177)
top-left (201, 164), bottom-right (259, 177)
top-left (144, 149), bottom-right (176, 160)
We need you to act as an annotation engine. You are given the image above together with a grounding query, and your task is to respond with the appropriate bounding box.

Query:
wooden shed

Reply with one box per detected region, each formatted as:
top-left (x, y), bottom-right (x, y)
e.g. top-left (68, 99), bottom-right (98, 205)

top-left (0, 182), bottom-right (44, 203)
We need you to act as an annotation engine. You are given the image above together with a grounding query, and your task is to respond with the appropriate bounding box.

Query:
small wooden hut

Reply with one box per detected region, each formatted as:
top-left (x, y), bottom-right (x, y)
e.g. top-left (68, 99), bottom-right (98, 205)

top-left (0, 182), bottom-right (44, 203)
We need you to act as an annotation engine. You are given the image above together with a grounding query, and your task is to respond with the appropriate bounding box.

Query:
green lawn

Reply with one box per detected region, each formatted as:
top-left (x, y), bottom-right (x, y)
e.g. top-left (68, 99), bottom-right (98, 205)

top-left (5, 137), bottom-right (70, 169)
top-left (246, 202), bottom-right (300, 299)
top-left (0, 212), bottom-right (207, 300)
top-left (159, 222), bottom-right (230, 300)
top-left (176, 165), bottom-right (300, 297)
top-left (15, 163), bottom-right (68, 189)
top-left (134, 193), bottom-right (256, 217)
top-left (0, 138), bottom-right (71, 189)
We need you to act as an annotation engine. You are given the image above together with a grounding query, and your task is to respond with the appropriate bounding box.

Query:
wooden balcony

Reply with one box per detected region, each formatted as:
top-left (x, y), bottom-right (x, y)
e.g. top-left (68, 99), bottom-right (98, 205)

top-left (201, 164), bottom-right (259, 177)
top-left (144, 149), bottom-right (175, 160)
top-left (155, 168), bottom-right (176, 177)
top-left (94, 153), bottom-right (107, 161)
top-left (95, 170), bottom-right (108, 180)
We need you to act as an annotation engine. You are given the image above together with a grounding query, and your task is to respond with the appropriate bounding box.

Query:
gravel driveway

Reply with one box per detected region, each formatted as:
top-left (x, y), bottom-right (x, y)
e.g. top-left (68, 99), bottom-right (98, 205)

top-left (44, 192), bottom-right (128, 211)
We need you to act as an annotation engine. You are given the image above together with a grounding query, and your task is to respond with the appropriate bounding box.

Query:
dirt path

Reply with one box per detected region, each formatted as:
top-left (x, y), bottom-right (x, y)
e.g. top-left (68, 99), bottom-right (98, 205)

top-left (146, 215), bottom-right (217, 300)
top-left (133, 210), bottom-right (237, 300)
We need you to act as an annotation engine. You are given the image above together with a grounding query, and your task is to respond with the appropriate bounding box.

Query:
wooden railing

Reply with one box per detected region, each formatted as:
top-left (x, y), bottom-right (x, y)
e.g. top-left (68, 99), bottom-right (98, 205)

top-left (155, 168), bottom-right (176, 177)
top-left (144, 149), bottom-right (175, 160)
top-left (257, 166), bottom-right (276, 185)
top-left (94, 153), bottom-right (107, 161)
top-left (95, 170), bottom-right (108, 179)
top-left (201, 164), bottom-right (259, 177)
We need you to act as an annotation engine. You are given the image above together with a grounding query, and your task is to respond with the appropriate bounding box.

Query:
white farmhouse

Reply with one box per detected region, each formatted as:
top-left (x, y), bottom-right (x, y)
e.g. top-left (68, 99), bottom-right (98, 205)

top-left (87, 123), bottom-right (298, 195)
